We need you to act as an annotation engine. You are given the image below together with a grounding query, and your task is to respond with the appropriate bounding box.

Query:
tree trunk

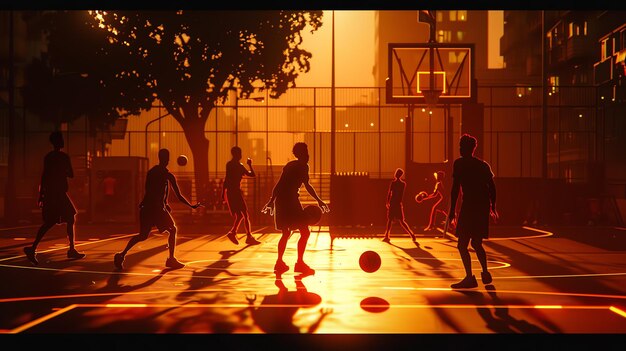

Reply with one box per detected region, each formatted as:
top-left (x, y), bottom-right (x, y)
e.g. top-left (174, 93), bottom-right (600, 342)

top-left (182, 120), bottom-right (209, 207)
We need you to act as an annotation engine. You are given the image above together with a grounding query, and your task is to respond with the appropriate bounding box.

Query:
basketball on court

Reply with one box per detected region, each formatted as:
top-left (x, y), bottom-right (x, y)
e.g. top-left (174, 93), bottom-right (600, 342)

top-left (177, 155), bottom-right (188, 166)
top-left (415, 191), bottom-right (428, 203)
top-left (359, 250), bottom-right (381, 273)
top-left (303, 205), bottom-right (323, 225)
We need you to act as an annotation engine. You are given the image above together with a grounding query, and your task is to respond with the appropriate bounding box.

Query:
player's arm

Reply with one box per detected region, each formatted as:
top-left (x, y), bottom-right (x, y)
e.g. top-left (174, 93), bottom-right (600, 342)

top-left (221, 180), bottom-right (226, 202)
top-left (38, 161), bottom-right (46, 207)
top-left (244, 159), bottom-right (255, 177)
top-left (66, 154), bottom-right (74, 179)
top-left (167, 173), bottom-right (200, 209)
top-left (449, 164), bottom-right (461, 220)
top-left (488, 176), bottom-right (497, 211)
top-left (262, 179), bottom-right (279, 215)
top-left (386, 184), bottom-right (392, 207)
top-left (304, 180), bottom-right (329, 212)
top-left (486, 164), bottom-right (498, 221)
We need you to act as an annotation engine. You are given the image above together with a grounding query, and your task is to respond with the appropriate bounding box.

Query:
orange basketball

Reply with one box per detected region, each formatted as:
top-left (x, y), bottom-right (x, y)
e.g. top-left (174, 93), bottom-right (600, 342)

top-left (177, 155), bottom-right (188, 166)
top-left (415, 191), bottom-right (428, 203)
top-left (303, 205), bottom-right (323, 225)
top-left (359, 250), bottom-right (381, 273)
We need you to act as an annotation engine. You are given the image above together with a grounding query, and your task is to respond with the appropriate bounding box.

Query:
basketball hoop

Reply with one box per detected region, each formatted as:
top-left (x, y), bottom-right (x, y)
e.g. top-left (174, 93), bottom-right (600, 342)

top-left (422, 88), bottom-right (442, 111)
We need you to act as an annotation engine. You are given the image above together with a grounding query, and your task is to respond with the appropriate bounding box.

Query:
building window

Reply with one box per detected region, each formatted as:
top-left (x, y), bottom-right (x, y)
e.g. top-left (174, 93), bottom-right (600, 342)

top-left (580, 72), bottom-right (588, 84)
top-left (601, 38), bottom-right (609, 60)
top-left (457, 31), bottom-right (464, 41)
top-left (436, 11), bottom-right (442, 22)
top-left (547, 32), bottom-right (552, 49)
top-left (438, 30), bottom-right (452, 43)
top-left (449, 51), bottom-right (458, 63)
top-left (568, 22), bottom-right (574, 38)
top-left (549, 76), bottom-right (559, 94)
top-left (584, 21), bottom-right (587, 36)
top-left (458, 11), bottom-right (467, 21)
top-left (449, 11), bottom-right (457, 21)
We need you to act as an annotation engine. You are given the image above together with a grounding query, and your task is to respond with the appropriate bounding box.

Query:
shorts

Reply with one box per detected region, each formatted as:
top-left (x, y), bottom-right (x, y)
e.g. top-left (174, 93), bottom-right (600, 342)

top-left (42, 192), bottom-right (77, 224)
top-left (140, 204), bottom-right (176, 233)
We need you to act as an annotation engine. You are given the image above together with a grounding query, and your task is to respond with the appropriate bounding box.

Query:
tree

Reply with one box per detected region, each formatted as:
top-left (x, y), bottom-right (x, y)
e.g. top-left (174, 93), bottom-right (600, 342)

top-left (27, 10), bottom-right (323, 203)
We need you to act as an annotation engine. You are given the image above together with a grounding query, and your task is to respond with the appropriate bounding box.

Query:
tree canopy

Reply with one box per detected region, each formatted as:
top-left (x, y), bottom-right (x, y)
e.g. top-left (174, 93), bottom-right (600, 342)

top-left (23, 10), bottom-right (324, 201)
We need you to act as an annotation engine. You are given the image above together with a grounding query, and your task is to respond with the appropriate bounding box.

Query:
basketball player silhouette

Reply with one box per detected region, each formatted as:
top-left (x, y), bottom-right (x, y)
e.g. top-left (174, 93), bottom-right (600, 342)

top-left (113, 149), bottom-right (201, 270)
top-left (448, 134), bottom-right (498, 289)
top-left (262, 142), bottom-right (329, 276)
top-left (222, 146), bottom-right (261, 245)
top-left (423, 171), bottom-right (447, 232)
top-left (382, 168), bottom-right (416, 243)
top-left (24, 131), bottom-right (85, 265)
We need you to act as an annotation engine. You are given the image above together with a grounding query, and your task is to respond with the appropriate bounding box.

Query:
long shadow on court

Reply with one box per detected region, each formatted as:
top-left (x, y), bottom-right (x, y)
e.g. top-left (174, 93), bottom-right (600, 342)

top-left (390, 241), bottom-right (454, 278)
top-left (485, 239), bottom-right (626, 299)
top-left (176, 244), bottom-right (265, 302)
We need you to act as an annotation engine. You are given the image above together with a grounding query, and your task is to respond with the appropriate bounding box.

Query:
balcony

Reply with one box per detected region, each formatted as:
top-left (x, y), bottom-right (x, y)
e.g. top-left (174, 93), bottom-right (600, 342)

top-left (549, 44), bottom-right (566, 66)
top-left (565, 36), bottom-right (595, 62)
top-left (594, 58), bottom-right (612, 85)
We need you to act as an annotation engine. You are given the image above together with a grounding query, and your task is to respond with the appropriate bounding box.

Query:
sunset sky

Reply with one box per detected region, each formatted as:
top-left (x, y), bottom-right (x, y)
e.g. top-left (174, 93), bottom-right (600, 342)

top-left (295, 10), bottom-right (504, 88)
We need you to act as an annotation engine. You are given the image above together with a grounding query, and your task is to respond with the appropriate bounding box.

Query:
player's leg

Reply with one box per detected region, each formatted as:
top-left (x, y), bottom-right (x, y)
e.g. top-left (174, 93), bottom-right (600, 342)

top-left (294, 225), bottom-right (314, 275)
top-left (451, 235), bottom-right (478, 288)
top-left (226, 212), bottom-right (242, 245)
top-left (31, 222), bottom-right (54, 251)
top-left (243, 210), bottom-right (261, 245)
top-left (382, 218), bottom-right (392, 242)
top-left (399, 219), bottom-right (416, 241)
top-left (471, 237), bottom-right (492, 284)
top-left (114, 216), bottom-right (152, 270)
top-left (165, 226), bottom-right (185, 269)
top-left (425, 205), bottom-right (437, 231)
top-left (66, 215), bottom-right (85, 259)
top-left (274, 229), bottom-right (291, 273)
top-left (24, 221), bottom-right (54, 265)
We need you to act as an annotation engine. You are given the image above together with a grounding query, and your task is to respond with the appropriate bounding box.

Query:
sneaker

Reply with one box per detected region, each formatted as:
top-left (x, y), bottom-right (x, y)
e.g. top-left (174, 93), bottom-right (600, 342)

top-left (226, 232), bottom-right (239, 245)
top-left (382, 237), bottom-right (391, 243)
top-left (274, 260), bottom-right (289, 274)
top-left (114, 252), bottom-right (125, 270)
top-left (294, 261), bottom-right (315, 276)
top-left (481, 271), bottom-right (493, 285)
top-left (450, 275), bottom-right (478, 289)
top-left (24, 247), bottom-right (38, 266)
top-left (67, 248), bottom-right (86, 260)
top-left (410, 234), bottom-right (417, 242)
top-left (245, 236), bottom-right (261, 245)
top-left (165, 257), bottom-right (185, 269)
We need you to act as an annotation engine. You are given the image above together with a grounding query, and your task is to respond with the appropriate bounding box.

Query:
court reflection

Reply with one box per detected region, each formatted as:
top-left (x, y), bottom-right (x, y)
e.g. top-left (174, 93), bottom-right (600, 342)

top-left (360, 296), bottom-right (390, 313)
top-left (246, 273), bottom-right (332, 333)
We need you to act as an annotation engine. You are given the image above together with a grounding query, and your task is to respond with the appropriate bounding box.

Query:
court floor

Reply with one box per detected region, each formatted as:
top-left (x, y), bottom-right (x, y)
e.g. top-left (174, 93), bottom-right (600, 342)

top-left (1, 224), bottom-right (625, 333)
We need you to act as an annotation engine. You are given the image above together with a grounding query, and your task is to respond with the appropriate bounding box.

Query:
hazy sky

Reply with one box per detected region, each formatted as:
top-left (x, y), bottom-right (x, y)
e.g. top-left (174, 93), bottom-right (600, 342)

top-left (295, 10), bottom-right (504, 88)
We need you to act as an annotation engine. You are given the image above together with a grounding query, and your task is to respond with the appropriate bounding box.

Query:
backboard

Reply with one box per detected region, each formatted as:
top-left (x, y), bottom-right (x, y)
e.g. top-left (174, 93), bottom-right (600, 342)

top-left (386, 42), bottom-right (476, 105)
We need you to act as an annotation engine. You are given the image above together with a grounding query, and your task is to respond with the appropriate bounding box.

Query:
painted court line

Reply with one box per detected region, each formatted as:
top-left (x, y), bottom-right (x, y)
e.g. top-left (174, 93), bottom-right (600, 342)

top-left (6, 303), bottom-right (621, 333)
top-left (0, 232), bottom-right (141, 263)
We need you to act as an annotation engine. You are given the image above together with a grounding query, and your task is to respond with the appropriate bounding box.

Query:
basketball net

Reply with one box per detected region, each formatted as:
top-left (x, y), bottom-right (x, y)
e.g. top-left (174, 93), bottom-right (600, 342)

top-left (422, 88), bottom-right (442, 112)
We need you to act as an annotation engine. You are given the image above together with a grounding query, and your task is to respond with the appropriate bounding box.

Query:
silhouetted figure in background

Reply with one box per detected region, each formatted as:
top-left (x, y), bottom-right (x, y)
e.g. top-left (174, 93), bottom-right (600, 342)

top-left (382, 168), bottom-right (416, 243)
top-left (24, 131), bottom-right (85, 265)
top-left (423, 171), bottom-right (447, 232)
top-left (262, 142), bottom-right (329, 275)
top-left (114, 149), bottom-right (201, 270)
top-left (448, 134), bottom-right (498, 289)
top-left (102, 172), bottom-right (117, 215)
top-left (222, 146), bottom-right (261, 245)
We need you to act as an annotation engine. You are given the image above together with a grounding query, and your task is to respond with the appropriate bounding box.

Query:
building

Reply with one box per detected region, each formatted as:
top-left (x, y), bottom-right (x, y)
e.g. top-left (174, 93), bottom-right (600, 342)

top-left (593, 12), bottom-right (626, 199)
